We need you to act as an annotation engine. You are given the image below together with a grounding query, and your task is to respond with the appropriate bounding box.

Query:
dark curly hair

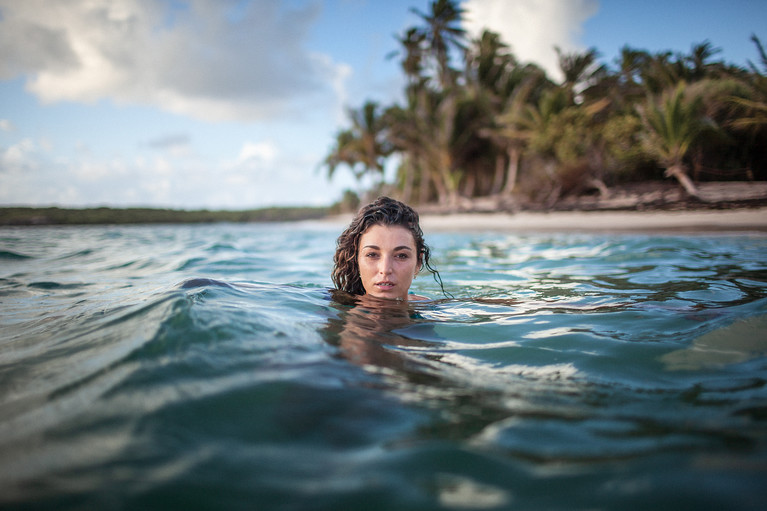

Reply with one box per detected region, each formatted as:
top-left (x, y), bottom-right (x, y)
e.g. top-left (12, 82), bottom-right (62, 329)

top-left (332, 196), bottom-right (443, 296)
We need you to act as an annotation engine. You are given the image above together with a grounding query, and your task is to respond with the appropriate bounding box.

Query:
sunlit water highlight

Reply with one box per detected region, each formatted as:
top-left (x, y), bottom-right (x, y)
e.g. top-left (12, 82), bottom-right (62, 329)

top-left (1, 223), bottom-right (766, 510)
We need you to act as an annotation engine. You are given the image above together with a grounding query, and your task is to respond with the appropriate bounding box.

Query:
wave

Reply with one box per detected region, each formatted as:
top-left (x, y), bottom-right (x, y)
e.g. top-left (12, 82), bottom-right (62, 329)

top-left (0, 249), bottom-right (32, 260)
top-left (2, 227), bottom-right (766, 509)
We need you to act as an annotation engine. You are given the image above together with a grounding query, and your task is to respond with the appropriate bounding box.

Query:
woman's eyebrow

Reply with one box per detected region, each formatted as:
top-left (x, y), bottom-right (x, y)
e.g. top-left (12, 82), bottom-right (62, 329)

top-left (361, 245), bottom-right (413, 251)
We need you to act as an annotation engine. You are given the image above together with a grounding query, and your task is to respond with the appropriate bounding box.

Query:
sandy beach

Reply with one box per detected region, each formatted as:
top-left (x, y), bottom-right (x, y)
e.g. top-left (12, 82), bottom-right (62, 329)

top-left (323, 207), bottom-right (767, 234)
top-left (319, 182), bottom-right (767, 234)
top-left (418, 208), bottom-right (767, 233)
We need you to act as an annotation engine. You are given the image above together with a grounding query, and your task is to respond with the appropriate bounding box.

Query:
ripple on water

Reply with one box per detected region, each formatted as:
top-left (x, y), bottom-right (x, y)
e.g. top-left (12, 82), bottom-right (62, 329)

top-left (1, 226), bottom-right (766, 509)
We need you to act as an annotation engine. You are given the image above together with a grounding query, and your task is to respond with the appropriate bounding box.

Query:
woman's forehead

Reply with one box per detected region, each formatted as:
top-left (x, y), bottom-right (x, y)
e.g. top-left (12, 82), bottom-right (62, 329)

top-left (359, 224), bottom-right (415, 246)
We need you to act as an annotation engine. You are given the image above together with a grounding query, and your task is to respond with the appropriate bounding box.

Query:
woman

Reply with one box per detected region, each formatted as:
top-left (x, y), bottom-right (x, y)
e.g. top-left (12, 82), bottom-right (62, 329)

top-left (332, 196), bottom-right (442, 301)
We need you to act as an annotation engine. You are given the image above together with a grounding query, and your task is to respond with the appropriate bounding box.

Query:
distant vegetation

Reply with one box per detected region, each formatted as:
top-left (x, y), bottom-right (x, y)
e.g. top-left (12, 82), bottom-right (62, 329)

top-left (323, 0), bottom-right (767, 209)
top-left (0, 206), bottom-right (329, 226)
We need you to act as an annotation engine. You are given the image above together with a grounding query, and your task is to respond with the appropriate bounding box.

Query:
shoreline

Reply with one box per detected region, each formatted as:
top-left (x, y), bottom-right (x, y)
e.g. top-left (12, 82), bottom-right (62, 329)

top-left (323, 182), bottom-right (767, 234)
top-left (4, 182), bottom-right (767, 232)
top-left (419, 207), bottom-right (767, 233)
top-left (322, 207), bottom-right (767, 234)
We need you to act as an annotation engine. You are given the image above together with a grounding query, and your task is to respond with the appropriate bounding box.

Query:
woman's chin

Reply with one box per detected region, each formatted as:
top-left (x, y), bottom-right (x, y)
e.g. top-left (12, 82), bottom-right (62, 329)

top-left (364, 290), bottom-right (407, 302)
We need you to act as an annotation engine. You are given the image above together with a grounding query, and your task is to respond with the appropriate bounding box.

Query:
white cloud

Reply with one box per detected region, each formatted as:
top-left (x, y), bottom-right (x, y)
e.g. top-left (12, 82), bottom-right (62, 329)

top-left (0, 0), bottom-right (350, 122)
top-left (0, 119), bottom-right (13, 131)
top-left (1, 138), bottom-right (37, 169)
top-left (152, 156), bottom-right (174, 176)
top-left (72, 161), bottom-right (109, 181)
top-left (236, 141), bottom-right (277, 166)
top-left (462, 0), bottom-right (599, 81)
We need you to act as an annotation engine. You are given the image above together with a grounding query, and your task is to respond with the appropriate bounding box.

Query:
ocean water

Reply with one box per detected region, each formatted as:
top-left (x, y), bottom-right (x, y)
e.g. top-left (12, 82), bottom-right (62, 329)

top-left (1, 222), bottom-right (766, 510)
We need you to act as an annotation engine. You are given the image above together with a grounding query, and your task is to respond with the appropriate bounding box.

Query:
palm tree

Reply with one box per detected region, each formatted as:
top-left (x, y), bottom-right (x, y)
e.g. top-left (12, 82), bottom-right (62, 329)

top-left (617, 46), bottom-right (649, 86)
top-left (483, 69), bottom-right (547, 196)
top-left (385, 85), bottom-right (458, 205)
top-left (685, 41), bottom-right (724, 80)
top-left (729, 83), bottom-right (767, 131)
top-left (381, 1), bottom-right (467, 205)
top-left (447, 30), bottom-right (512, 198)
top-left (465, 30), bottom-right (516, 101)
top-left (611, 47), bottom-right (651, 109)
top-left (324, 4), bottom-right (767, 205)
top-left (420, 88), bottom-right (460, 205)
top-left (324, 101), bottom-right (392, 184)
top-left (729, 35), bottom-right (767, 131)
top-left (731, 73), bottom-right (767, 123)
top-left (639, 51), bottom-right (684, 94)
top-left (324, 129), bottom-right (360, 180)
top-left (391, 27), bottom-right (427, 87)
top-left (638, 83), bottom-right (713, 199)
top-left (384, 101), bottom-right (427, 203)
top-left (555, 47), bottom-right (606, 104)
top-left (722, 35), bottom-right (767, 180)
top-left (410, 0), bottom-right (466, 89)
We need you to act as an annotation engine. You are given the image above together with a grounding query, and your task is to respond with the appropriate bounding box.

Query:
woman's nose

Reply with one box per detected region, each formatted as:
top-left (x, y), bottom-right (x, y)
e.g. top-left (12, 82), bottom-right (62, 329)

top-left (379, 255), bottom-right (393, 274)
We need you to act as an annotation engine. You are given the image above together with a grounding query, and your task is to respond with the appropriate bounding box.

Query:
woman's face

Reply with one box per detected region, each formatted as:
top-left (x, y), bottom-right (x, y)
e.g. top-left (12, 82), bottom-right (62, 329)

top-left (357, 223), bottom-right (421, 300)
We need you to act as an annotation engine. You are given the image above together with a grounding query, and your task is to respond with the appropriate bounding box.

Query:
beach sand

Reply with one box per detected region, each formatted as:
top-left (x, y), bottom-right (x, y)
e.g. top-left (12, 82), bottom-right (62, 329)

top-left (323, 207), bottom-right (767, 234)
top-left (419, 208), bottom-right (767, 233)
top-left (320, 182), bottom-right (767, 234)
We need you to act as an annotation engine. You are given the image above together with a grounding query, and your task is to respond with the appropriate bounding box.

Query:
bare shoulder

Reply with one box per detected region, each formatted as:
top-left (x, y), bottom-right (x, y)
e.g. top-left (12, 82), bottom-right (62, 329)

top-left (408, 294), bottom-right (430, 302)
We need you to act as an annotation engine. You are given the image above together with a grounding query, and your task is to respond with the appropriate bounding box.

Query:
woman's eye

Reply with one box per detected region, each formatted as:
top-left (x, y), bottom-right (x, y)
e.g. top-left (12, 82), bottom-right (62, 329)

top-left (396, 253), bottom-right (409, 259)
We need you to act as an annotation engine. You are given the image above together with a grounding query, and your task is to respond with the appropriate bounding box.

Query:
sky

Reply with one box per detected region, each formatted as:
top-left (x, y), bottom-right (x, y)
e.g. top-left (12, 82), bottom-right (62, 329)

top-left (1, 0), bottom-right (765, 210)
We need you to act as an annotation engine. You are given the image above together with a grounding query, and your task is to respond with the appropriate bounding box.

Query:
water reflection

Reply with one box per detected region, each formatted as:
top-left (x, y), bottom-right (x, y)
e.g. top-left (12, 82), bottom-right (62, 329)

top-left (321, 293), bottom-right (591, 442)
top-left (319, 286), bottom-right (767, 470)
top-left (323, 292), bottom-right (442, 376)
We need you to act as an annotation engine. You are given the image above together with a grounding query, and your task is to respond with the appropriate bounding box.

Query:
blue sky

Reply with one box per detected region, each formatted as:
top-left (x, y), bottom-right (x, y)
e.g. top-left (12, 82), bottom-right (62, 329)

top-left (1, 0), bottom-right (765, 210)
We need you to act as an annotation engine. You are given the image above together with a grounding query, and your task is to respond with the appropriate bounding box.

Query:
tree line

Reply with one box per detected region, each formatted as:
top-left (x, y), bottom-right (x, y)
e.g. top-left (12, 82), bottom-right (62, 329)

top-left (0, 206), bottom-right (329, 226)
top-left (323, 0), bottom-right (767, 208)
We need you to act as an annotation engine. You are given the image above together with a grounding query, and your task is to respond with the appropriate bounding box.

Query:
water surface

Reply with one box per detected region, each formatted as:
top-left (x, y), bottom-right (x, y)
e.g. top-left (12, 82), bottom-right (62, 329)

top-left (1, 223), bottom-right (766, 510)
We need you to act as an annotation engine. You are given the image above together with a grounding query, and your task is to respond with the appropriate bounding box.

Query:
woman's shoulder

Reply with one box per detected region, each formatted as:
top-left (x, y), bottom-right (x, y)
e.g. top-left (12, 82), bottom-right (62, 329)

top-left (408, 294), bottom-right (430, 302)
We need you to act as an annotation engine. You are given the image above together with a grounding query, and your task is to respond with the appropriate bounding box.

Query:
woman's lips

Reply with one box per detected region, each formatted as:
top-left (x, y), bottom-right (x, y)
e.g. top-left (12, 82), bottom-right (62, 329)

top-left (375, 281), bottom-right (395, 289)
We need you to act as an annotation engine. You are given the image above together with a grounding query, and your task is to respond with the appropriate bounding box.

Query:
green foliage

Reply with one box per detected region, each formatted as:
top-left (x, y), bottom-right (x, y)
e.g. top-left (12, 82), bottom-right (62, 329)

top-left (638, 82), bottom-right (711, 166)
top-left (323, 101), bottom-right (392, 182)
top-left (602, 113), bottom-right (648, 178)
top-left (322, 1), bottom-right (767, 206)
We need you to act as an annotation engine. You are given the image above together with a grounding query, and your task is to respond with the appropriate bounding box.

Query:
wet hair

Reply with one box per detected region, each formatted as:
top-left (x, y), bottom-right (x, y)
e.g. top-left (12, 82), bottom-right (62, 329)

top-left (332, 196), bottom-right (444, 296)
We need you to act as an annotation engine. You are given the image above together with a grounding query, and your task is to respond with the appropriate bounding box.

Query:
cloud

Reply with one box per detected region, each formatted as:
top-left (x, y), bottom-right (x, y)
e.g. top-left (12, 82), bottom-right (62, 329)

top-left (236, 141), bottom-right (277, 166)
top-left (0, 119), bottom-right (13, 131)
top-left (0, 133), bottom-right (348, 208)
top-left (146, 134), bottom-right (191, 151)
top-left (0, 0), bottom-right (349, 122)
top-left (1, 138), bottom-right (37, 170)
top-left (462, 0), bottom-right (599, 81)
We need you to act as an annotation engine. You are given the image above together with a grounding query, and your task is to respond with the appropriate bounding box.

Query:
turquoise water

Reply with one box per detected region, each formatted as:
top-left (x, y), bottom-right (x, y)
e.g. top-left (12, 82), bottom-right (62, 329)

top-left (1, 222), bottom-right (766, 510)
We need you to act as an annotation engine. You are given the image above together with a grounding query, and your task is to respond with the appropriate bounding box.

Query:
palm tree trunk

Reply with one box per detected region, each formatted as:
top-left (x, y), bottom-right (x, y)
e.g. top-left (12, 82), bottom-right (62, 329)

top-left (462, 171), bottom-right (476, 198)
top-left (436, 171), bottom-right (452, 205)
top-left (419, 174), bottom-right (431, 204)
top-left (401, 159), bottom-right (414, 203)
top-left (587, 178), bottom-right (610, 199)
top-left (429, 167), bottom-right (449, 205)
top-left (666, 164), bottom-right (701, 199)
top-left (441, 167), bottom-right (461, 206)
top-left (502, 146), bottom-right (520, 196)
top-left (491, 153), bottom-right (505, 194)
